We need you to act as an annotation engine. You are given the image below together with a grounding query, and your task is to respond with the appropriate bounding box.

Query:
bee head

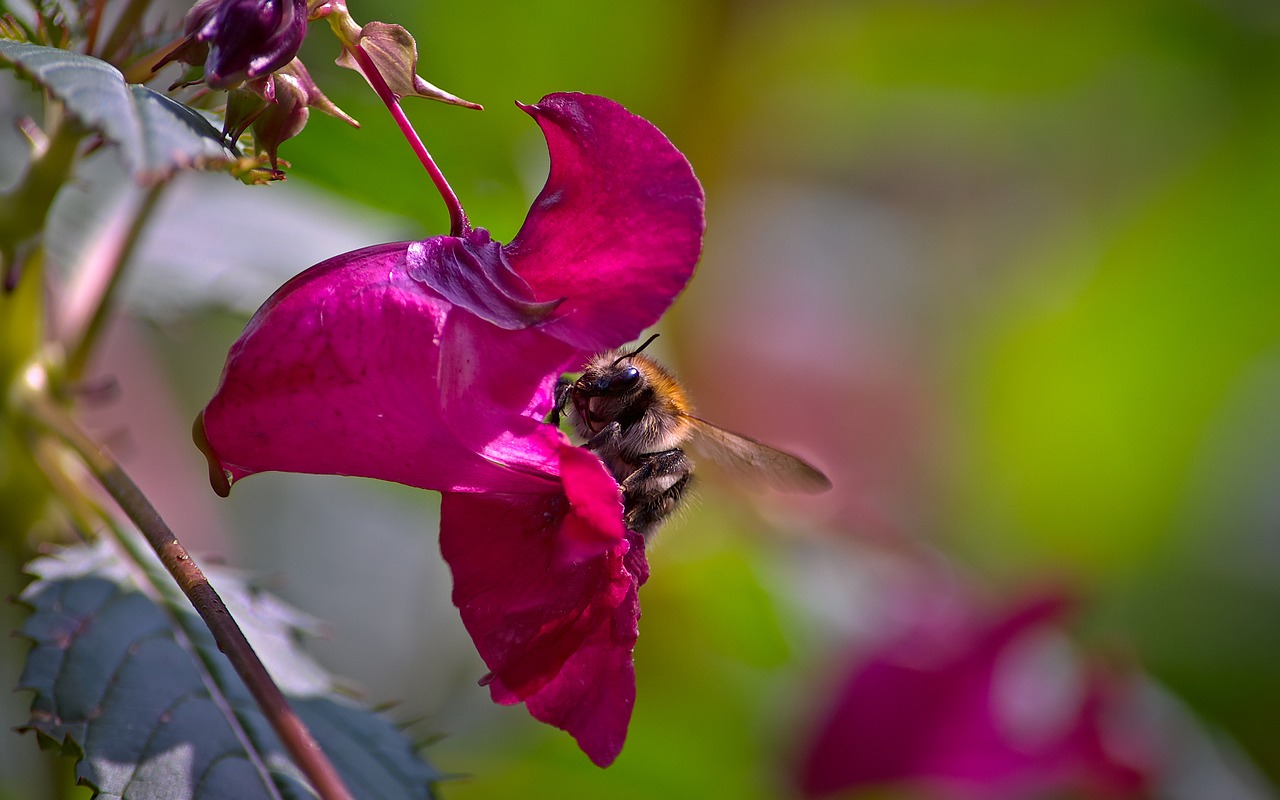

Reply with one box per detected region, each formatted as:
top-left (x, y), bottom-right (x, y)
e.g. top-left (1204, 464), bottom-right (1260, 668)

top-left (575, 333), bottom-right (661, 399)
top-left (566, 334), bottom-right (672, 436)
top-left (587, 364), bottom-right (643, 396)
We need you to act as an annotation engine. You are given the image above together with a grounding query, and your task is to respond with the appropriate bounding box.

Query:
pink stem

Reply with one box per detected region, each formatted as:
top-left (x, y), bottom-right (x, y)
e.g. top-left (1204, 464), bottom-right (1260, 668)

top-left (348, 44), bottom-right (468, 236)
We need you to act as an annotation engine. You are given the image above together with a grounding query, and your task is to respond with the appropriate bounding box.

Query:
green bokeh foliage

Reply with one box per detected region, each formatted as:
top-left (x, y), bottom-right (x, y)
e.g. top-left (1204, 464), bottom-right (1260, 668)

top-left (269, 0), bottom-right (1280, 793)
top-left (7, 0), bottom-right (1279, 796)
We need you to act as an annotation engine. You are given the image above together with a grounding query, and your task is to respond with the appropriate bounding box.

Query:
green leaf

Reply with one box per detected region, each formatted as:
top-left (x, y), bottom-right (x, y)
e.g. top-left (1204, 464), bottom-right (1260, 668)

top-left (128, 85), bottom-right (237, 179)
top-left (16, 540), bottom-right (439, 799)
top-left (0, 40), bottom-right (234, 183)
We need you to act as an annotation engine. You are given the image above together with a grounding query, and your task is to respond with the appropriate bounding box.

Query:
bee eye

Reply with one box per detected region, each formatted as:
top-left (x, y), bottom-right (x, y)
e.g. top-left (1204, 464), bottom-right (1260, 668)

top-left (598, 366), bottom-right (641, 394)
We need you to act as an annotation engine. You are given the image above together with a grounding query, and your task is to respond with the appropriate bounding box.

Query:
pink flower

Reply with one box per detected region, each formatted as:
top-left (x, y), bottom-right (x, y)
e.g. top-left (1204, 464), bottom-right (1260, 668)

top-left (798, 594), bottom-right (1153, 798)
top-left (196, 92), bottom-right (704, 766)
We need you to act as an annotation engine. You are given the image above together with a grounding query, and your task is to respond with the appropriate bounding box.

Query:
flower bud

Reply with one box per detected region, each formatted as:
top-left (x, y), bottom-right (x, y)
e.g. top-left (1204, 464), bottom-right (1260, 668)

top-left (191, 0), bottom-right (309, 89)
top-left (248, 60), bottom-right (357, 170)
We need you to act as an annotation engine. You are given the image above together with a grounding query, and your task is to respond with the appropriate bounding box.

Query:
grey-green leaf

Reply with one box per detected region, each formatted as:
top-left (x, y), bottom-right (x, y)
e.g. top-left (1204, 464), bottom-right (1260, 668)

top-left (16, 541), bottom-right (439, 800)
top-left (128, 84), bottom-right (237, 182)
top-left (0, 40), bottom-right (234, 183)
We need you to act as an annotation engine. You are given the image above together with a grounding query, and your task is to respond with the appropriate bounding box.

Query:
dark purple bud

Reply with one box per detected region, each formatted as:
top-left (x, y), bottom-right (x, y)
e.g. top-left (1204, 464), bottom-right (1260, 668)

top-left (181, 0), bottom-right (222, 35)
top-left (196, 0), bottom-right (308, 89)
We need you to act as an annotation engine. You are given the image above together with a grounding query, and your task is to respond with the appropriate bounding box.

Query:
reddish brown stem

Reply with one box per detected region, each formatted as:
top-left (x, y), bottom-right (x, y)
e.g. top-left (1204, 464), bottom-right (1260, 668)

top-left (21, 384), bottom-right (355, 800)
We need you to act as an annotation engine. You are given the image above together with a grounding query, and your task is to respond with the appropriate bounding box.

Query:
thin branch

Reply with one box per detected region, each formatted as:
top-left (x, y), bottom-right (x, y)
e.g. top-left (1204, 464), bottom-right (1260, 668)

top-left (15, 369), bottom-right (355, 800)
top-left (104, 520), bottom-right (292, 800)
top-left (96, 0), bottom-right (152, 64)
top-left (62, 184), bottom-right (166, 381)
top-left (84, 0), bottom-right (108, 58)
top-left (0, 117), bottom-right (83, 290)
top-left (31, 438), bottom-right (288, 799)
top-left (346, 43), bottom-right (469, 237)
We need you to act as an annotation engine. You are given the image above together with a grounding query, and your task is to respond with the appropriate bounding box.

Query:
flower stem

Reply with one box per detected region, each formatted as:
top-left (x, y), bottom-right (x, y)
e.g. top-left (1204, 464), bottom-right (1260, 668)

top-left (0, 117), bottom-right (83, 291)
top-left (96, 0), bottom-right (153, 63)
top-left (84, 0), bottom-right (108, 58)
top-left (347, 44), bottom-right (469, 236)
top-left (15, 368), bottom-right (355, 800)
top-left (63, 184), bottom-right (165, 382)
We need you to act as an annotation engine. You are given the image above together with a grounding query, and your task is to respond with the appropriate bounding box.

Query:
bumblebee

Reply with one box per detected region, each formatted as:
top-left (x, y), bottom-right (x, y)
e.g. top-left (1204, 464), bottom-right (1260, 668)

top-left (553, 335), bottom-right (830, 537)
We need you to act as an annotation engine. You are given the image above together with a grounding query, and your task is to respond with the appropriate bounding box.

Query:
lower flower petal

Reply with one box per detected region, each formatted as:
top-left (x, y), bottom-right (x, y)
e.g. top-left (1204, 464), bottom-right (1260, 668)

top-left (507, 566), bottom-right (642, 769)
top-left (439, 450), bottom-right (646, 767)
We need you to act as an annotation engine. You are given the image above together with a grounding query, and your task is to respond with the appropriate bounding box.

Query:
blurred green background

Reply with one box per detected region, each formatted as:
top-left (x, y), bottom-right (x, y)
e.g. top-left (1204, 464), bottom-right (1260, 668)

top-left (6, 0), bottom-right (1280, 797)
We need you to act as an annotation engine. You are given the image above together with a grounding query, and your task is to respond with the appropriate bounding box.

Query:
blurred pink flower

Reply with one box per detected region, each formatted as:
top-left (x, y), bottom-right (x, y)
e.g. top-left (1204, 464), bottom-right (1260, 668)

top-left (196, 92), bottom-right (705, 765)
top-left (798, 593), bottom-right (1152, 799)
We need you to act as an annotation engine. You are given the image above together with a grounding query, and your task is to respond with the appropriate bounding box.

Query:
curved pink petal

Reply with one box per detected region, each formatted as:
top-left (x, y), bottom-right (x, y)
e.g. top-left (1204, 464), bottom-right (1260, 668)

top-left (407, 228), bottom-right (562, 330)
top-left (198, 91), bottom-right (704, 769)
top-left (515, 545), bottom-right (644, 768)
top-left (439, 445), bottom-right (646, 767)
top-left (556, 443), bottom-right (632, 557)
top-left (435, 310), bottom-right (581, 479)
top-left (506, 93), bottom-right (705, 352)
top-left (199, 242), bottom-right (560, 495)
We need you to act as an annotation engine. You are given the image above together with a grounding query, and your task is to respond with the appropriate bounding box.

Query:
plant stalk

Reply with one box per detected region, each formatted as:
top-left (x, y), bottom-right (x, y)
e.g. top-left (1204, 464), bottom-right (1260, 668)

top-left (62, 184), bottom-right (166, 381)
top-left (347, 44), bottom-right (469, 236)
top-left (97, 0), bottom-right (153, 64)
top-left (15, 370), bottom-right (356, 800)
top-left (0, 118), bottom-right (83, 291)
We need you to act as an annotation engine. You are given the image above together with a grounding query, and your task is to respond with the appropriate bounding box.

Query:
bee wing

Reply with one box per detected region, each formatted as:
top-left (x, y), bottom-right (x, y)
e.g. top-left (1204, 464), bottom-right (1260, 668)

top-left (684, 415), bottom-right (831, 494)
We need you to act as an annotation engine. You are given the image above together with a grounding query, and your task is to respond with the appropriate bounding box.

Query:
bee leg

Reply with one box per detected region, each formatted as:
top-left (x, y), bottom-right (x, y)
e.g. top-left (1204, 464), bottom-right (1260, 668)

top-left (548, 377), bottom-right (572, 425)
top-left (585, 420), bottom-right (624, 451)
top-left (620, 449), bottom-right (693, 538)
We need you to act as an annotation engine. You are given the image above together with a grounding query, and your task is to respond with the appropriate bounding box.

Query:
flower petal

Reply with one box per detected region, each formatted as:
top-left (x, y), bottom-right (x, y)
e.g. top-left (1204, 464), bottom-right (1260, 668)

top-left (434, 309), bottom-right (581, 478)
top-left (199, 242), bottom-right (558, 495)
top-left (556, 443), bottom-right (630, 557)
top-left (798, 594), bottom-right (1149, 798)
top-left (407, 228), bottom-right (562, 330)
top-left (514, 551), bottom-right (644, 768)
top-left (439, 445), bottom-right (645, 767)
top-left (506, 93), bottom-right (705, 351)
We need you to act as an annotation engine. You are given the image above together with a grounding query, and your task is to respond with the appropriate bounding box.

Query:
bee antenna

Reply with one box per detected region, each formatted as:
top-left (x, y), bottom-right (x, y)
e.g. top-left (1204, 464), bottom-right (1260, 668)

top-left (613, 333), bottom-right (660, 366)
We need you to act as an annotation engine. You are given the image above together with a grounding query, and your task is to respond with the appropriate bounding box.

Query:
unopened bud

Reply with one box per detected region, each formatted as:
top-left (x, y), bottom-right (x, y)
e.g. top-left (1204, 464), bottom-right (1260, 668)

top-left (192, 0), bottom-right (309, 89)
